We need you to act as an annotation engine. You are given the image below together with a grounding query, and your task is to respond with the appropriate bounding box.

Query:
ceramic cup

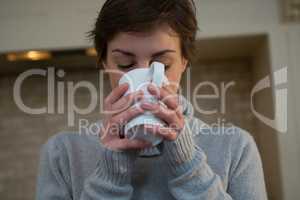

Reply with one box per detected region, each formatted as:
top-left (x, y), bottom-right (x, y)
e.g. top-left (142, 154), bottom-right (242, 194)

top-left (118, 62), bottom-right (169, 146)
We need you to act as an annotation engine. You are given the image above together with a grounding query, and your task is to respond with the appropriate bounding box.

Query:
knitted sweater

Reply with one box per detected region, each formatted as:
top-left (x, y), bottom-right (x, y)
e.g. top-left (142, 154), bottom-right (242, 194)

top-left (36, 96), bottom-right (268, 200)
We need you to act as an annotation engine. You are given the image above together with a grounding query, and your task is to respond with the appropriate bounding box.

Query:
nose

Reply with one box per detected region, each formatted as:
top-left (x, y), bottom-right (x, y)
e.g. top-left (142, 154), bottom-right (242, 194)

top-left (135, 60), bottom-right (153, 68)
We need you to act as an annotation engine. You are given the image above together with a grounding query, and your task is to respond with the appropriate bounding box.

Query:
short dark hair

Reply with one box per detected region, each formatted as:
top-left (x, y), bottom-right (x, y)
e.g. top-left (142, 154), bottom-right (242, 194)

top-left (88, 0), bottom-right (198, 65)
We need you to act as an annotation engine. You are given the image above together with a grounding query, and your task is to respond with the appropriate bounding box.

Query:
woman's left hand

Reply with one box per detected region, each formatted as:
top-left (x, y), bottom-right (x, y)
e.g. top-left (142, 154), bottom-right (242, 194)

top-left (140, 84), bottom-right (185, 142)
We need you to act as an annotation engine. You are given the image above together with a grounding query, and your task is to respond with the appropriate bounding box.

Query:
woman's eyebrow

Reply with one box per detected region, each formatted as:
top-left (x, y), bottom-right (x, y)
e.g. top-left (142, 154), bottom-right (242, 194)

top-left (151, 50), bottom-right (176, 58)
top-left (111, 49), bottom-right (176, 58)
top-left (112, 49), bottom-right (135, 57)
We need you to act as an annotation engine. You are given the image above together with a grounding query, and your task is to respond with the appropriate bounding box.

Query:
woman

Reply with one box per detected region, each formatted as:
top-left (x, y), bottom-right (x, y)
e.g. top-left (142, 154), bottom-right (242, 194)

top-left (36, 0), bottom-right (268, 199)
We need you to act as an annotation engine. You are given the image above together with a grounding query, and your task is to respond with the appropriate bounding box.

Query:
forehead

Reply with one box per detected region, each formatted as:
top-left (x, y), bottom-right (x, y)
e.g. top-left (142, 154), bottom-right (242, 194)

top-left (107, 25), bottom-right (181, 54)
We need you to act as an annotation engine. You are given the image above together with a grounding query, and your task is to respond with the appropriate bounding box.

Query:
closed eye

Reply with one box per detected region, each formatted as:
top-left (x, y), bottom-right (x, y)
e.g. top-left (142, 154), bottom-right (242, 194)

top-left (118, 63), bottom-right (170, 70)
top-left (117, 64), bottom-right (135, 70)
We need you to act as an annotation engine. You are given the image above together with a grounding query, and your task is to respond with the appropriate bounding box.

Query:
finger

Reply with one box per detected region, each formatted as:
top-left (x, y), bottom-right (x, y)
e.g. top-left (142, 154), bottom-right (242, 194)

top-left (144, 125), bottom-right (177, 141)
top-left (148, 84), bottom-right (179, 110)
top-left (114, 139), bottom-right (153, 150)
top-left (105, 83), bottom-right (129, 105)
top-left (111, 105), bottom-right (145, 126)
top-left (111, 90), bottom-right (144, 113)
top-left (140, 102), bottom-right (181, 126)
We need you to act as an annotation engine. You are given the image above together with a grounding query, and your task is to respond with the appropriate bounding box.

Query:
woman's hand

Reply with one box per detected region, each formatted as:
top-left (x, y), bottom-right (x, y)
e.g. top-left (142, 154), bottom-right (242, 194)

top-left (100, 83), bottom-right (152, 151)
top-left (140, 84), bottom-right (185, 141)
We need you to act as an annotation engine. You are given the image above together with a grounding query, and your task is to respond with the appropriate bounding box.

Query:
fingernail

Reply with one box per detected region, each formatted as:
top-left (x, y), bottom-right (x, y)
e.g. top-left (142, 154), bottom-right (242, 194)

top-left (135, 105), bottom-right (145, 112)
top-left (133, 90), bottom-right (142, 96)
top-left (141, 102), bottom-right (154, 109)
top-left (148, 84), bottom-right (157, 91)
top-left (122, 83), bottom-right (129, 87)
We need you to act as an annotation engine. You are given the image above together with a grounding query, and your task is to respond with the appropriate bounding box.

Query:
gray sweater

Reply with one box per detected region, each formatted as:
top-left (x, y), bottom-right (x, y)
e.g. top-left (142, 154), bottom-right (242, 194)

top-left (36, 96), bottom-right (268, 200)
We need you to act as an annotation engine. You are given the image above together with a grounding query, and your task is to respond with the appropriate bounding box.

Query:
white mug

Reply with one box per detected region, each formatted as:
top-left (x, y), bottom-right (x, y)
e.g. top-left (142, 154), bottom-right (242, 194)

top-left (118, 62), bottom-right (169, 146)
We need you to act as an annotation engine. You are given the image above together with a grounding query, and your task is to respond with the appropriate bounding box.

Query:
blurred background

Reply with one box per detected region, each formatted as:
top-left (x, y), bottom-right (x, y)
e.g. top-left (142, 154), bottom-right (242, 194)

top-left (0, 0), bottom-right (299, 200)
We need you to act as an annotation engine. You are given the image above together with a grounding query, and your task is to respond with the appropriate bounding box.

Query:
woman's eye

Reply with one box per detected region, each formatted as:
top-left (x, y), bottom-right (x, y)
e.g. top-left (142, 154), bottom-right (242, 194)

top-left (117, 64), bottom-right (134, 69)
top-left (165, 65), bottom-right (171, 70)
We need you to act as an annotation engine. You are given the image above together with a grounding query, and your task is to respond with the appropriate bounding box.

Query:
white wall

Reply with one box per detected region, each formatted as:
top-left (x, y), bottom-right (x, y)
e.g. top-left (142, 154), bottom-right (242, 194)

top-left (0, 0), bottom-right (103, 52)
top-left (0, 0), bottom-right (299, 199)
top-left (283, 25), bottom-right (300, 200)
top-left (0, 0), bottom-right (284, 52)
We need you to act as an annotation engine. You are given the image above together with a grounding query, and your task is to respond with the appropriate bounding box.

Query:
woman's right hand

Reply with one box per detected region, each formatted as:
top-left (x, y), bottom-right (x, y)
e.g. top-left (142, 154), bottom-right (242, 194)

top-left (100, 83), bottom-right (152, 151)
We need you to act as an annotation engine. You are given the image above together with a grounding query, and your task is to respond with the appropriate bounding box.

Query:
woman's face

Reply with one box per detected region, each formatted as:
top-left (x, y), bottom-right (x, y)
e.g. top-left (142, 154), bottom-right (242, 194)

top-left (102, 25), bottom-right (188, 93)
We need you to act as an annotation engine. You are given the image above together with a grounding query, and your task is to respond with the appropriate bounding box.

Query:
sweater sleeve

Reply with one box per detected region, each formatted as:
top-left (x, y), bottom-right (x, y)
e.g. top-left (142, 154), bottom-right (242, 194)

top-left (162, 124), bottom-right (268, 200)
top-left (227, 131), bottom-right (268, 199)
top-left (36, 135), bottom-right (138, 200)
